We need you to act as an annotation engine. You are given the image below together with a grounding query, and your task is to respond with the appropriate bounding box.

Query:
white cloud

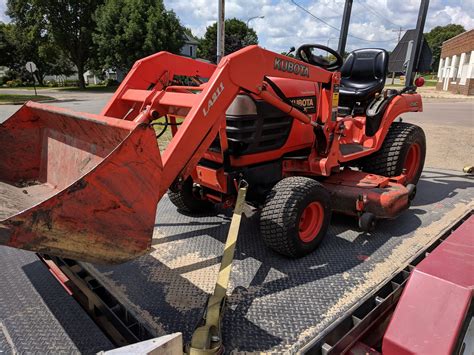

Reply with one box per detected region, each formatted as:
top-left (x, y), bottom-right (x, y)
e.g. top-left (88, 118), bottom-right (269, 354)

top-left (1, 0), bottom-right (472, 53)
top-left (431, 6), bottom-right (474, 29)
top-left (165, 0), bottom-right (473, 53)
top-left (0, 0), bottom-right (9, 23)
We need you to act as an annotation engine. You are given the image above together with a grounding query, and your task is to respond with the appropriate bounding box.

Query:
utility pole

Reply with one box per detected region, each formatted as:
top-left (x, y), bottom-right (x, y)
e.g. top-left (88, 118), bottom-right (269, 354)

top-left (393, 26), bottom-right (405, 42)
top-left (391, 26), bottom-right (406, 84)
top-left (337, 0), bottom-right (352, 56)
top-left (217, 0), bottom-right (225, 63)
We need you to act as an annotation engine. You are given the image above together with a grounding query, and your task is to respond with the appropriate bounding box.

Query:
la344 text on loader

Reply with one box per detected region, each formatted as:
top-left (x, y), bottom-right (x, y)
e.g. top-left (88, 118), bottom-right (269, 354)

top-left (0, 41), bottom-right (426, 264)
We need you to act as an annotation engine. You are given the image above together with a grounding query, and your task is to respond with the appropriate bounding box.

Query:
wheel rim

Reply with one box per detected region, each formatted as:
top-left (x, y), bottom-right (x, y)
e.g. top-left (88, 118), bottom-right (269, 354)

top-left (299, 202), bottom-right (324, 242)
top-left (404, 143), bottom-right (421, 182)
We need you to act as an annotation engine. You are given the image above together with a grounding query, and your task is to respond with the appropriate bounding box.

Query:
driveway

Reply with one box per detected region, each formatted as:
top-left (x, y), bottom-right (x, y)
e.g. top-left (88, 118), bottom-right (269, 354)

top-left (0, 89), bottom-right (112, 119)
top-left (403, 99), bottom-right (473, 170)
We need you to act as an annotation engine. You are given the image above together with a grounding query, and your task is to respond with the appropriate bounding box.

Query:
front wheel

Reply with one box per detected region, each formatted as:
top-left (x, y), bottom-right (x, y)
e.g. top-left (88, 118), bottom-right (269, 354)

top-left (260, 177), bottom-right (332, 258)
top-left (168, 178), bottom-right (214, 214)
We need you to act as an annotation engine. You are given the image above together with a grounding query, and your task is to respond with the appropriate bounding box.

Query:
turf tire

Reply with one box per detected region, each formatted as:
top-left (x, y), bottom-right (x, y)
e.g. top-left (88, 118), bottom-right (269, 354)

top-left (260, 176), bottom-right (332, 258)
top-left (168, 178), bottom-right (214, 214)
top-left (359, 122), bottom-right (426, 184)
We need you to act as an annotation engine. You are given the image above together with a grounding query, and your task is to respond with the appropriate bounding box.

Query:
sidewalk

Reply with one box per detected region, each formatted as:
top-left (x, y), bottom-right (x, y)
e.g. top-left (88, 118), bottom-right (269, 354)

top-left (384, 85), bottom-right (474, 101)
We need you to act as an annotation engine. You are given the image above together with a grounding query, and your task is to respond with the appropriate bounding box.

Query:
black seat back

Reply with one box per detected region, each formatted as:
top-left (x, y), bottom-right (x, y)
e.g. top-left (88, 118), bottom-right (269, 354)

top-left (339, 49), bottom-right (389, 111)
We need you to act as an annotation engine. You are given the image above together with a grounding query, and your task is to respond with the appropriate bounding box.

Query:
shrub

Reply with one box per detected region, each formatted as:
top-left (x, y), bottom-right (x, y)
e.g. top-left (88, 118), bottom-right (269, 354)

top-left (64, 79), bottom-right (79, 87)
top-left (6, 79), bottom-right (23, 87)
top-left (46, 80), bottom-right (59, 87)
top-left (104, 78), bottom-right (119, 87)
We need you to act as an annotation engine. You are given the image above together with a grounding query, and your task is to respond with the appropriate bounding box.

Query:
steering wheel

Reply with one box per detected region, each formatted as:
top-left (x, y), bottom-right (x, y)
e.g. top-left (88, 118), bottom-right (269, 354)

top-left (296, 44), bottom-right (343, 71)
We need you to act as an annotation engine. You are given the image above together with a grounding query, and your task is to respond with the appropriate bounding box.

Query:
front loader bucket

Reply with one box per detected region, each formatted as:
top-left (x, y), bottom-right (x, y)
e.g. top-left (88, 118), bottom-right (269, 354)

top-left (0, 102), bottom-right (163, 264)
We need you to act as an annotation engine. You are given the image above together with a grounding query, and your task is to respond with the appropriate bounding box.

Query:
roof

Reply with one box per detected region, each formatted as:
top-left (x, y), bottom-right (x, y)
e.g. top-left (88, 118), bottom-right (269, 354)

top-left (183, 32), bottom-right (199, 45)
top-left (442, 29), bottom-right (474, 45)
top-left (388, 29), bottom-right (432, 73)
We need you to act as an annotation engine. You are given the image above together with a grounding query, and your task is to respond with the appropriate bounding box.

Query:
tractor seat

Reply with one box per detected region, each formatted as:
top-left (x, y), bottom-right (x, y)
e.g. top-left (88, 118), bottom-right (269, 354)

top-left (338, 49), bottom-right (389, 113)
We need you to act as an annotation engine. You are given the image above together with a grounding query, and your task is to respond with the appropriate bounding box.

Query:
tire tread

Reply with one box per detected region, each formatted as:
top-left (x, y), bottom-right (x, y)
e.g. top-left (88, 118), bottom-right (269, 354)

top-left (260, 177), bottom-right (331, 257)
top-left (358, 122), bottom-right (426, 183)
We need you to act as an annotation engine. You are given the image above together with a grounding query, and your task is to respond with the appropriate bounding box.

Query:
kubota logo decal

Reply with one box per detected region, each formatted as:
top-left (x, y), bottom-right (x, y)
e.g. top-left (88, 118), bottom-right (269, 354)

top-left (203, 82), bottom-right (224, 116)
top-left (274, 58), bottom-right (309, 77)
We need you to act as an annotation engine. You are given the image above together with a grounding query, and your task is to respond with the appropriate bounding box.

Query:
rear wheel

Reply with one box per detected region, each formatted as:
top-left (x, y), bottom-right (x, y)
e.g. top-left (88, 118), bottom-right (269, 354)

top-left (168, 178), bottom-right (214, 214)
top-left (260, 177), bottom-right (332, 258)
top-left (359, 122), bottom-right (426, 184)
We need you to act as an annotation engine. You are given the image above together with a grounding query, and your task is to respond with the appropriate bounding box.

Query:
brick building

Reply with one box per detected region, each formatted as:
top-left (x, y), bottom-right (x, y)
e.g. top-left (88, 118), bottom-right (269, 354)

top-left (436, 29), bottom-right (474, 95)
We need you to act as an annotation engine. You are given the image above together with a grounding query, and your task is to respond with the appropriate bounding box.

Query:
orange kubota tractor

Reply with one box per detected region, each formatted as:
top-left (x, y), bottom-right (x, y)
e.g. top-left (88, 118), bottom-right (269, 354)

top-left (0, 44), bottom-right (425, 264)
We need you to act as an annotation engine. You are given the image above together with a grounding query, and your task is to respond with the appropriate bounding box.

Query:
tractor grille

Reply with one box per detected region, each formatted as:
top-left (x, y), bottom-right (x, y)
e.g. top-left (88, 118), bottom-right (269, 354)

top-left (211, 100), bottom-right (293, 156)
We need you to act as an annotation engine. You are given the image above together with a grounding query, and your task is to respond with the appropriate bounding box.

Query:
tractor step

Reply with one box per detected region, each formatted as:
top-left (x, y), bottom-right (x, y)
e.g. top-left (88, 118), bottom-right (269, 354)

top-left (339, 143), bottom-right (370, 156)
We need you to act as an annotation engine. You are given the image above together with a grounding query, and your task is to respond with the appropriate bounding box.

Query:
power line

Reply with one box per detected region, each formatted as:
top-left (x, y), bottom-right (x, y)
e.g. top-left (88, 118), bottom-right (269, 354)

top-left (289, 0), bottom-right (398, 43)
top-left (290, 0), bottom-right (341, 32)
top-left (355, 0), bottom-right (400, 28)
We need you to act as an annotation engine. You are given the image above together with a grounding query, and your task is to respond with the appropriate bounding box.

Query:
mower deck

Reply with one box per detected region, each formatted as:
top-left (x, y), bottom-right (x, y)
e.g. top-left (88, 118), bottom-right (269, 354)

top-left (74, 168), bottom-right (473, 353)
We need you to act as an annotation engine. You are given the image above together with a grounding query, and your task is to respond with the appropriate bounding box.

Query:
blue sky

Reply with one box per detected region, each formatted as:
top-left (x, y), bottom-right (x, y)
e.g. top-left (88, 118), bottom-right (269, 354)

top-left (1, 0), bottom-right (473, 53)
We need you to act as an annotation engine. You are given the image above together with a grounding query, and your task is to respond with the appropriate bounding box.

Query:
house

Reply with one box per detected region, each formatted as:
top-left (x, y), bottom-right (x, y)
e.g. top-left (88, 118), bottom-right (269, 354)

top-left (0, 66), bottom-right (8, 78)
top-left (180, 32), bottom-right (199, 59)
top-left (436, 30), bottom-right (474, 95)
top-left (85, 34), bottom-right (200, 84)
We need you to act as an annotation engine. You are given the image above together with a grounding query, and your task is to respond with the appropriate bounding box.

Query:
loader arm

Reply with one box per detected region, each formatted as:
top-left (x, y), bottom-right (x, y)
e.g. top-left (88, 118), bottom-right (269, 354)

top-left (109, 45), bottom-right (336, 200)
top-left (0, 45), bottom-right (338, 264)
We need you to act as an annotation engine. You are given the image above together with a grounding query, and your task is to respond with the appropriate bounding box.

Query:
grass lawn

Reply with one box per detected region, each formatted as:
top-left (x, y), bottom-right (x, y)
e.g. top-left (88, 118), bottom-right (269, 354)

top-left (55, 85), bottom-right (118, 92)
top-left (0, 86), bottom-right (50, 90)
top-left (424, 80), bottom-right (437, 87)
top-left (0, 94), bottom-right (55, 104)
top-left (152, 116), bottom-right (185, 150)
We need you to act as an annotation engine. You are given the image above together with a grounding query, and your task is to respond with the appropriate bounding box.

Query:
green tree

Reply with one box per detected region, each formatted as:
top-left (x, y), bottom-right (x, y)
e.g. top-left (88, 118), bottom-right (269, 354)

top-left (425, 24), bottom-right (465, 70)
top-left (4, 25), bottom-right (74, 85)
top-left (198, 18), bottom-right (258, 63)
top-left (0, 23), bottom-right (16, 67)
top-left (94, 0), bottom-right (185, 75)
top-left (36, 0), bottom-right (104, 88)
top-left (6, 0), bottom-right (96, 88)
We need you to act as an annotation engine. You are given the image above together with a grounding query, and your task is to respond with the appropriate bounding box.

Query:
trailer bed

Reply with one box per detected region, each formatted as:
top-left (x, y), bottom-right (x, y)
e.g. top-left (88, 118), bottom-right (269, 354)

top-left (75, 168), bottom-right (473, 353)
top-left (0, 247), bottom-right (113, 354)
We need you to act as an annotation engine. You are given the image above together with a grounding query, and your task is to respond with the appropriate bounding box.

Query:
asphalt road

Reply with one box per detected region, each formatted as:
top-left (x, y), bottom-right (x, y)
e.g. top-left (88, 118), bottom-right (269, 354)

top-left (0, 92), bottom-right (472, 170)
top-left (402, 99), bottom-right (473, 170)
